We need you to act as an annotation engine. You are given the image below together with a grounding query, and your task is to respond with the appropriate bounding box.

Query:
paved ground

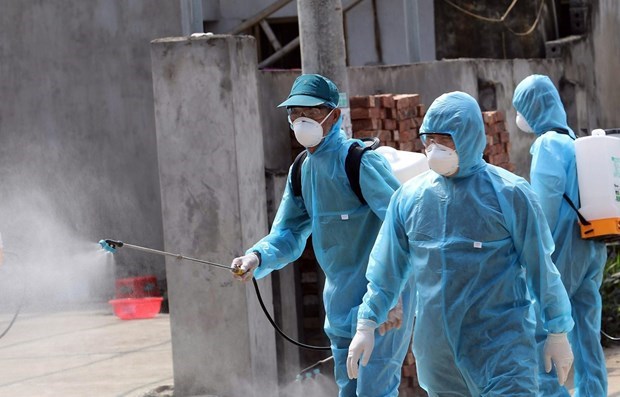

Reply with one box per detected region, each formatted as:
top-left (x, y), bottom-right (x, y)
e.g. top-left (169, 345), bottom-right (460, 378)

top-left (1, 307), bottom-right (619, 396)
top-left (0, 308), bottom-right (173, 397)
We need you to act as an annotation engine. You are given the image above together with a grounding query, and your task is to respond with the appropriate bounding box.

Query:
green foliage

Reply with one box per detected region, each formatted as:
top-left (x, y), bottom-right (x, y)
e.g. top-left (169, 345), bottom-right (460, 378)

top-left (601, 245), bottom-right (620, 346)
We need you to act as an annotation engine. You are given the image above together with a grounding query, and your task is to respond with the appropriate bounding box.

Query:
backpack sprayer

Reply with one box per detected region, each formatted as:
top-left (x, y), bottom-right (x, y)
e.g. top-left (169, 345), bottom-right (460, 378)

top-left (573, 128), bottom-right (620, 242)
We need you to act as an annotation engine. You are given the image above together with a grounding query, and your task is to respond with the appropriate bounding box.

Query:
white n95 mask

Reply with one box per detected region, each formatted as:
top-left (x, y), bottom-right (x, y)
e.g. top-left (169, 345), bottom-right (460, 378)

top-left (291, 109), bottom-right (334, 148)
top-left (516, 112), bottom-right (534, 133)
top-left (425, 143), bottom-right (459, 176)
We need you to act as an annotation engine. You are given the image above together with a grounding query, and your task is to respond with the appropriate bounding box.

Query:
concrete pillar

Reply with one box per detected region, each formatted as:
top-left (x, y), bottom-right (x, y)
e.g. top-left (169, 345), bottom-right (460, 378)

top-left (150, 35), bottom-right (278, 397)
top-left (297, 0), bottom-right (352, 136)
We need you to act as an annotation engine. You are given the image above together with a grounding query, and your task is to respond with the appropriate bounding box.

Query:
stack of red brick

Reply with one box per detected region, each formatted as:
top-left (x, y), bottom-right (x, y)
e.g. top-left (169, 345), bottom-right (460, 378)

top-left (482, 110), bottom-right (515, 172)
top-left (350, 94), bottom-right (425, 153)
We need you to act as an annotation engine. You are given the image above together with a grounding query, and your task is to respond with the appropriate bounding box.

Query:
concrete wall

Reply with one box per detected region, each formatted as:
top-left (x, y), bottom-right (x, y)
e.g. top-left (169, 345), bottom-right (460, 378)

top-left (0, 1), bottom-right (182, 307)
top-left (151, 35), bottom-right (278, 397)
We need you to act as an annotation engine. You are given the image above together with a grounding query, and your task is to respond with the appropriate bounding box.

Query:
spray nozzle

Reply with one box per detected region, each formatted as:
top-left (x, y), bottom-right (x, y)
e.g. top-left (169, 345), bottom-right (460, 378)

top-left (98, 239), bottom-right (124, 253)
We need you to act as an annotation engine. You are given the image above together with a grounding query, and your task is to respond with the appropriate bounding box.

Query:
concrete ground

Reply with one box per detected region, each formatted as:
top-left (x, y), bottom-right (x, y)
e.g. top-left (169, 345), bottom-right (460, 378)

top-left (0, 308), bottom-right (619, 397)
top-left (0, 307), bottom-right (173, 397)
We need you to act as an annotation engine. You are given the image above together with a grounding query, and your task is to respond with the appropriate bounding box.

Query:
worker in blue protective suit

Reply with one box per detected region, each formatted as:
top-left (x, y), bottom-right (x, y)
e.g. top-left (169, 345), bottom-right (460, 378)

top-left (347, 91), bottom-right (576, 396)
top-left (513, 74), bottom-right (608, 397)
top-left (230, 74), bottom-right (415, 397)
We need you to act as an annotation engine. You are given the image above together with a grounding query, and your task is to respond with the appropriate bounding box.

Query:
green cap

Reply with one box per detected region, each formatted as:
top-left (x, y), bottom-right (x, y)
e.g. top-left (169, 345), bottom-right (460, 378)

top-left (278, 74), bottom-right (340, 109)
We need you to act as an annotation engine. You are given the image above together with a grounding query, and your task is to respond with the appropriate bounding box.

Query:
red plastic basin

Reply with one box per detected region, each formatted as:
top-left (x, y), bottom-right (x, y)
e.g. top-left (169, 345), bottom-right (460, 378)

top-left (115, 276), bottom-right (160, 299)
top-left (109, 297), bottom-right (163, 320)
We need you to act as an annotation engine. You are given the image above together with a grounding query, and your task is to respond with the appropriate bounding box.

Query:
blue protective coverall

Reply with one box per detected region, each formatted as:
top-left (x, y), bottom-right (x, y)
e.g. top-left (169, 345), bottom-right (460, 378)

top-left (513, 74), bottom-right (608, 397)
top-left (248, 117), bottom-right (415, 397)
top-left (358, 92), bottom-right (574, 396)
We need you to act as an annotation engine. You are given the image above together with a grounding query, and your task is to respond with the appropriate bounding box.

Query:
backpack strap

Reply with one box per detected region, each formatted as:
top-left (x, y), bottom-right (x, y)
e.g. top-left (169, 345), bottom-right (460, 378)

top-left (549, 128), bottom-right (575, 140)
top-left (548, 130), bottom-right (588, 224)
top-left (563, 193), bottom-right (591, 226)
top-left (292, 137), bottom-right (379, 204)
top-left (345, 143), bottom-right (372, 205)
top-left (291, 150), bottom-right (308, 198)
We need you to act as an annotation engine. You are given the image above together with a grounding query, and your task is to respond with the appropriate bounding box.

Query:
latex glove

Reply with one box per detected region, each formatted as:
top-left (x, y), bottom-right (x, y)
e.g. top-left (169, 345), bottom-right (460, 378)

top-left (346, 320), bottom-right (378, 379)
top-left (544, 333), bottom-right (574, 386)
top-left (378, 297), bottom-right (403, 336)
top-left (230, 253), bottom-right (259, 282)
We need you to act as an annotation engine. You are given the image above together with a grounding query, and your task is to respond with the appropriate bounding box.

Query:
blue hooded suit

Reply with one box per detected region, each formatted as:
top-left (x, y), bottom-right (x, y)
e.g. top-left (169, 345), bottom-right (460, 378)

top-left (358, 91), bottom-right (574, 396)
top-left (513, 74), bottom-right (608, 397)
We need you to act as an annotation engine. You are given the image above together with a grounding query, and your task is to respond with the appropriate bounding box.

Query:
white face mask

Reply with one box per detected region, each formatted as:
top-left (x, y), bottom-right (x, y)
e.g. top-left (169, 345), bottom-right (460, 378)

top-left (425, 143), bottom-right (459, 176)
top-left (516, 112), bottom-right (534, 133)
top-left (291, 109), bottom-right (334, 148)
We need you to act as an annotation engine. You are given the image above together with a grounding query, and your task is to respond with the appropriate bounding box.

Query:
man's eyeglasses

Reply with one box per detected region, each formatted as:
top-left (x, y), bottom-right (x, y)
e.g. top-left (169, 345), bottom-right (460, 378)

top-left (287, 106), bottom-right (331, 121)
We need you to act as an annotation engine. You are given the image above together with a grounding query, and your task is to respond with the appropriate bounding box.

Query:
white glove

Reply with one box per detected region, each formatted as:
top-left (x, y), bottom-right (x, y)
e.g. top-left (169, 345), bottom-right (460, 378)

top-left (346, 320), bottom-right (378, 379)
top-left (378, 297), bottom-right (403, 336)
top-left (543, 333), bottom-right (574, 386)
top-left (230, 252), bottom-right (260, 282)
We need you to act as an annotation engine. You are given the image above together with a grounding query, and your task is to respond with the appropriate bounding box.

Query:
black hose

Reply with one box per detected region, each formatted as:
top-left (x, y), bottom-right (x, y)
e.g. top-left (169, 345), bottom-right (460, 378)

top-left (252, 278), bottom-right (331, 351)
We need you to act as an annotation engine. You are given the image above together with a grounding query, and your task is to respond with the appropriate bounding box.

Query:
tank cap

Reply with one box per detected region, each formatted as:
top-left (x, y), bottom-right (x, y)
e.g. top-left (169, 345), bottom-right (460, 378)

top-left (592, 129), bottom-right (606, 136)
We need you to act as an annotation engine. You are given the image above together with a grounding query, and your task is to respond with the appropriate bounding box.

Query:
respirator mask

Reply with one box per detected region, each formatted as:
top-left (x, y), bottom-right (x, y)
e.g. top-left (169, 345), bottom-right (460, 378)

top-left (425, 143), bottom-right (459, 176)
top-left (516, 112), bottom-right (534, 133)
top-left (290, 108), bottom-right (335, 148)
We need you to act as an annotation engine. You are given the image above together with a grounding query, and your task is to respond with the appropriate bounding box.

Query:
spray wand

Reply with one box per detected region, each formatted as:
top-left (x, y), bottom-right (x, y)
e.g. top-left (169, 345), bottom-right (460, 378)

top-left (98, 239), bottom-right (331, 354)
top-left (99, 239), bottom-right (241, 274)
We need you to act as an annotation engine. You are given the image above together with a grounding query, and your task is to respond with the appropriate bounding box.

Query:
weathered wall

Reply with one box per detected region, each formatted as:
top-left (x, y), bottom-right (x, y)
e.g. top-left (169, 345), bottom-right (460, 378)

top-left (0, 1), bottom-right (182, 307)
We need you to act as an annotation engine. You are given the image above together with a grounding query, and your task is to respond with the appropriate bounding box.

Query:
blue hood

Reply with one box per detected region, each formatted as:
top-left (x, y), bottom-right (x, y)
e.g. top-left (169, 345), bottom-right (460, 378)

top-left (512, 75), bottom-right (575, 138)
top-left (420, 91), bottom-right (486, 178)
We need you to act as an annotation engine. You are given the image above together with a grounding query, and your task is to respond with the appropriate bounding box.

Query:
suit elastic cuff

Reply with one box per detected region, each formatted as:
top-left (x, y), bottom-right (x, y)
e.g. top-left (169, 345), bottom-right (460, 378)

top-left (250, 250), bottom-right (262, 266)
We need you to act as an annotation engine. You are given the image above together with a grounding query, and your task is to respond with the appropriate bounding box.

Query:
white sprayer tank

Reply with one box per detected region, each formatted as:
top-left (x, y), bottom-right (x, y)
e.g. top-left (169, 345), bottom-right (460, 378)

top-left (575, 129), bottom-right (620, 221)
top-left (376, 146), bottom-right (429, 183)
